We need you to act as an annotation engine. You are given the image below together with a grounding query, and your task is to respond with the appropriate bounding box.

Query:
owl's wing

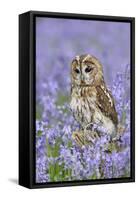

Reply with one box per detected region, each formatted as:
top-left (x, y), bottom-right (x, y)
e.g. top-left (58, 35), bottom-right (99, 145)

top-left (96, 84), bottom-right (118, 126)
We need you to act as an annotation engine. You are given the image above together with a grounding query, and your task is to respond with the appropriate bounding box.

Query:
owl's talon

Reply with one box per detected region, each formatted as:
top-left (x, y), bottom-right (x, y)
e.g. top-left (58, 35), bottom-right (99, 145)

top-left (72, 130), bottom-right (99, 147)
top-left (85, 130), bottom-right (99, 140)
top-left (72, 131), bottom-right (85, 147)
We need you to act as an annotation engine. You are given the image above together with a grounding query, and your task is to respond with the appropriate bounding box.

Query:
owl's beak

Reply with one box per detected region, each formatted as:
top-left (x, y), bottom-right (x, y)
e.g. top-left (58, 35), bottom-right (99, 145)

top-left (81, 80), bottom-right (85, 84)
top-left (81, 75), bottom-right (85, 84)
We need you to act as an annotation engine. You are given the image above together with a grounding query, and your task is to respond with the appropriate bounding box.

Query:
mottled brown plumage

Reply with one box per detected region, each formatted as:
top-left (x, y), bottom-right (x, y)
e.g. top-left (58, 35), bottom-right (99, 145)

top-left (96, 84), bottom-right (118, 127)
top-left (70, 54), bottom-right (118, 139)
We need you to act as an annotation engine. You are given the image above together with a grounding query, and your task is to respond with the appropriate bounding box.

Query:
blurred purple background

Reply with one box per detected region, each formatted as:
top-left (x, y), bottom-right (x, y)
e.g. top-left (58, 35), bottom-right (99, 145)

top-left (36, 17), bottom-right (130, 86)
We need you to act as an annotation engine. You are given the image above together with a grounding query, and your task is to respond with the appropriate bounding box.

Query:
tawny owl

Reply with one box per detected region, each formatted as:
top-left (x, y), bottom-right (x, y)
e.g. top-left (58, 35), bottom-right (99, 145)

top-left (70, 54), bottom-right (118, 143)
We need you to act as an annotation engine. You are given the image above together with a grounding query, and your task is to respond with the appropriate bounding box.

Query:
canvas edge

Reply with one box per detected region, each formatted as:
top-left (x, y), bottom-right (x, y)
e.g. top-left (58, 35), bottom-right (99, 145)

top-left (19, 11), bottom-right (33, 188)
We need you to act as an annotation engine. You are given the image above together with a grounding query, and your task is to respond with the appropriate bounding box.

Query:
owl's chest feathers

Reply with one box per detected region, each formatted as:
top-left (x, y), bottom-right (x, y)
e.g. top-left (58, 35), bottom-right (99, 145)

top-left (70, 86), bottom-right (116, 135)
top-left (70, 86), bottom-right (97, 125)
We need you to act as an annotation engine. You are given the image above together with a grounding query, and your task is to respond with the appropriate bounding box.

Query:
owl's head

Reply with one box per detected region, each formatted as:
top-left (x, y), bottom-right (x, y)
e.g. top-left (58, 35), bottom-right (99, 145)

top-left (71, 54), bottom-right (103, 86)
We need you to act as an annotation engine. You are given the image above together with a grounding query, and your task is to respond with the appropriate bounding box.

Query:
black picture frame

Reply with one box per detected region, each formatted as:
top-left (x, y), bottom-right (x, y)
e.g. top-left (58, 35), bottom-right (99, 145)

top-left (19, 10), bottom-right (135, 189)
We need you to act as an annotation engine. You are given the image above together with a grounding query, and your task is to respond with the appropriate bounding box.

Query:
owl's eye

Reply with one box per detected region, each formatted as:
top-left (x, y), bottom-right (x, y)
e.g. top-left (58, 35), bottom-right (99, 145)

top-left (85, 66), bottom-right (92, 73)
top-left (74, 68), bottom-right (80, 74)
